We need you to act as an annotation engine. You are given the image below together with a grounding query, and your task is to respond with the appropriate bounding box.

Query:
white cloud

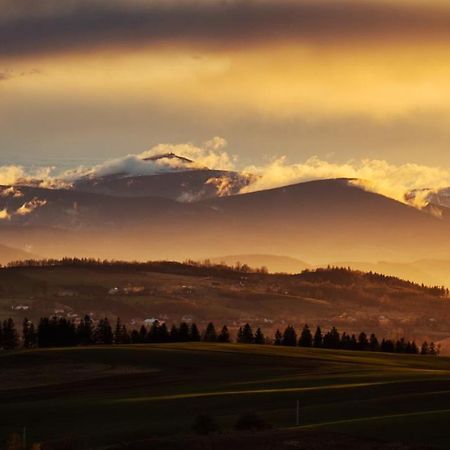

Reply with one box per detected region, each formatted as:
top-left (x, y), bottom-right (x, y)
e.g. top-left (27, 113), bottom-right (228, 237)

top-left (241, 156), bottom-right (450, 208)
top-left (1, 138), bottom-right (450, 210)
top-left (0, 209), bottom-right (11, 220)
top-left (16, 198), bottom-right (47, 216)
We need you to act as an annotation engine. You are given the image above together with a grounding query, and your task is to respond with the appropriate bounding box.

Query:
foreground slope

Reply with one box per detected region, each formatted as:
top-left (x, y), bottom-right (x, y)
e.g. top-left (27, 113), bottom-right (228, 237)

top-left (1, 344), bottom-right (450, 448)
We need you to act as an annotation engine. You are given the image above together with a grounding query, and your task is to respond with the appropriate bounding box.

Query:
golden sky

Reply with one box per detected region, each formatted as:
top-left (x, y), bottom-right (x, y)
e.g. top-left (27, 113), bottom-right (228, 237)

top-left (1, 0), bottom-right (450, 167)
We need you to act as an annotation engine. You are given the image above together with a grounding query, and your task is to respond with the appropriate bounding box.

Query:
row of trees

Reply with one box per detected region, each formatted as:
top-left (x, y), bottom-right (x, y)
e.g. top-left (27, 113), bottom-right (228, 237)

top-left (272, 324), bottom-right (439, 355)
top-left (0, 317), bottom-right (440, 356)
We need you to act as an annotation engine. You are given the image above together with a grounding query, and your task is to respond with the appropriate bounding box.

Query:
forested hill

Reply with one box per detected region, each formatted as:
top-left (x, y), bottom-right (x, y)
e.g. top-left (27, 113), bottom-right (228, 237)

top-left (4, 258), bottom-right (449, 297)
top-left (1, 258), bottom-right (449, 347)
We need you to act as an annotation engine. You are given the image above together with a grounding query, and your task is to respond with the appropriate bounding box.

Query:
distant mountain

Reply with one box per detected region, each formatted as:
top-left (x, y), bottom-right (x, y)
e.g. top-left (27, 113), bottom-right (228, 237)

top-left (1, 179), bottom-right (450, 263)
top-left (73, 169), bottom-right (253, 201)
top-left (209, 254), bottom-right (310, 273)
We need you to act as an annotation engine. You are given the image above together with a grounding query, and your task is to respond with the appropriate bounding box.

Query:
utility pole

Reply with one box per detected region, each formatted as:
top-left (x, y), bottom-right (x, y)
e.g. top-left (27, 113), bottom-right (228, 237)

top-left (296, 400), bottom-right (300, 426)
top-left (22, 426), bottom-right (26, 450)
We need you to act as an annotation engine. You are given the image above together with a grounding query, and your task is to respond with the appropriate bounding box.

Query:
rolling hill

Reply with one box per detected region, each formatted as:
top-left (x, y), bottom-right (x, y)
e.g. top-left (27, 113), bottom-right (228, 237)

top-left (1, 344), bottom-right (450, 449)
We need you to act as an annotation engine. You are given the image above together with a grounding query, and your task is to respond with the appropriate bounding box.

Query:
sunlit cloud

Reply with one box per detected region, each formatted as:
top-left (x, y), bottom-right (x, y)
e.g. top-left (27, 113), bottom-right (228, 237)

top-left (241, 156), bottom-right (450, 208)
top-left (15, 198), bottom-right (47, 216)
top-left (0, 209), bottom-right (11, 220)
top-left (1, 137), bottom-right (449, 210)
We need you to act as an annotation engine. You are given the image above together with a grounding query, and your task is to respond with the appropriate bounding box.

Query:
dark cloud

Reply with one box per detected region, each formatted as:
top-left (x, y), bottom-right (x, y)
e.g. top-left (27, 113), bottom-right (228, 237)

top-left (1, 1), bottom-right (450, 58)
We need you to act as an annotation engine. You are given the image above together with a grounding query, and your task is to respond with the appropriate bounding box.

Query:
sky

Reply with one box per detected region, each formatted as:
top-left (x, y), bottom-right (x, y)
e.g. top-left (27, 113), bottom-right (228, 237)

top-left (1, 0), bottom-right (450, 171)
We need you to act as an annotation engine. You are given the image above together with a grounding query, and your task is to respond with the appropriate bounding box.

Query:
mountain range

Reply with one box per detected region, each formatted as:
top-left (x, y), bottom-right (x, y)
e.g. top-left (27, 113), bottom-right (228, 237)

top-left (1, 152), bottom-right (450, 286)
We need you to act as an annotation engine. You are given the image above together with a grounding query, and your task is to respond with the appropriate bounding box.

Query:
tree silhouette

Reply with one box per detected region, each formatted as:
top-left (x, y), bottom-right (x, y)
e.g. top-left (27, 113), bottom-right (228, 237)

top-left (94, 318), bottom-right (113, 345)
top-left (254, 327), bottom-right (265, 344)
top-left (22, 318), bottom-right (36, 349)
top-left (2, 318), bottom-right (18, 350)
top-left (76, 315), bottom-right (94, 345)
top-left (323, 327), bottom-right (340, 349)
top-left (313, 326), bottom-right (323, 348)
top-left (274, 329), bottom-right (282, 345)
top-left (369, 333), bottom-right (379, 351)
top-left (358, 332), bottom-right (369, 351)
top-left (282, 326), bottom-right (297, 346)
top-left (190, 323), bottom-right (201, 341)
top-left (239, 323), bottom-right (254, 343)
top-left (169, 324), bottom-right (179, 342)
top-left (218, 325), bottom-right (231, 343)
top-left (178, 322), bottom-right (190, 342)
top-left (114, 317), bottom-right (123, 344)
top-left (299, 324), bottom-right (313, 347)
top-left (203, 322), bottom-right (217, 342)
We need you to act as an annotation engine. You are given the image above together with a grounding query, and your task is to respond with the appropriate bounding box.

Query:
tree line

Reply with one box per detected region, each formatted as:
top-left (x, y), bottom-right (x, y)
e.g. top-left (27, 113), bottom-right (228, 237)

top-left (4, 257), bottom-right (448, 297)
top-left (0, 317), bottom-right (440, 356)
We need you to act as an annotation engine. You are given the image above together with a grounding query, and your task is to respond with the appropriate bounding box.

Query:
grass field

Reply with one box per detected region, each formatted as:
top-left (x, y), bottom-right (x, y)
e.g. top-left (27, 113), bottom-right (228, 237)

top-left (1, 343), bottom-right (450, 449)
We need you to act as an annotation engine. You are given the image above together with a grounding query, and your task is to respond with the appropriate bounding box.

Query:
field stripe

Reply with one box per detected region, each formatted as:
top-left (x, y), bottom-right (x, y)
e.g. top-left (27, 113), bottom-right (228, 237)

top-left (291, 408), bottom-right (450, 430)
top-left (113, 380), bottom-right (405, 404)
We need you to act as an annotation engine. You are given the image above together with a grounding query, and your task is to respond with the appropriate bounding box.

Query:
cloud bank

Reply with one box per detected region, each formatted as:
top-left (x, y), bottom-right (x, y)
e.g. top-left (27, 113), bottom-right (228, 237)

top-left (0, 137), bottom-right (449, 209)
top-left (1, 0), bottom-right (450, 58)
top-left (241, 157), bottom-right (450, 208)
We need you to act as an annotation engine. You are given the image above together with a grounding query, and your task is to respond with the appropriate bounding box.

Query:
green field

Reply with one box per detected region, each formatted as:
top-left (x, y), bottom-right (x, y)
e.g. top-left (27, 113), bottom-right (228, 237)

top-left (2, 344), bottom-right (450, 449)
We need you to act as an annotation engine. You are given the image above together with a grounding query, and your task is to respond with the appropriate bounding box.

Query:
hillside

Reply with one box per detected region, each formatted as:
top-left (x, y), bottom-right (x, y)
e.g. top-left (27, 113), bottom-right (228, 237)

top-left (1, 344), bottom-right (450, 449)
top-left (1, 260), bottom-right (449, 345)
top-left (73, 169), bottom-right (253, 200)
top-left (1, 179), bottom-right (450, 263)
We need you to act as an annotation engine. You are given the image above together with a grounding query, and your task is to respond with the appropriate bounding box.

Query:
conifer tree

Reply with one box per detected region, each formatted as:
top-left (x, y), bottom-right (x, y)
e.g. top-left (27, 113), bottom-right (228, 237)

top-left (120, 324), bottom-right (130, 344)
top-left (2, 318), bottom-right (19, 350)
top-left (299, 324), bottom-right (313, 347)
top-left (242, 323), bottom-right (254, 343)
top-left (274, 329), bottom-right (282, 345)
top-left (340, 332), bottom-right (351, 350)
top-left (22, 318), bottom-right (34, 349)
top-left (254, 327), bottom-right (265, 344)
top-left (358, 332), bottom-right (369, 351)
top-left (218, 325), bottom-right (231, 343)
top-left (76, 315), bottom-right (94, 345)
top-left (313, 326), bottom-right (323, 347)
top-left (203, 322), bottom-right (217, 342)
top-left (114, 317), bottom-right (123, 344)
top-left (323, 327), bottom-right (340, 349)
top-left (139, 325), bottom-right (148, 343)
top-left (149, 320), bottom-right (161, 342)
top-left (421, 341), bottom-right (429, 355)
top-left (282, 325), bottom-right (297, 346)
top-left (190, 323), bottom-right (201, 341)
top-left (94, 318), bottom-right (113, 345)
top-left (169, 324), bottom-right (179, 342)
top-left (131, 329), bottom-right (140, 343)
top-left (178, 322), bottom-right (190, 342)
top-left (369, 333), bottom-right (379, 351)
